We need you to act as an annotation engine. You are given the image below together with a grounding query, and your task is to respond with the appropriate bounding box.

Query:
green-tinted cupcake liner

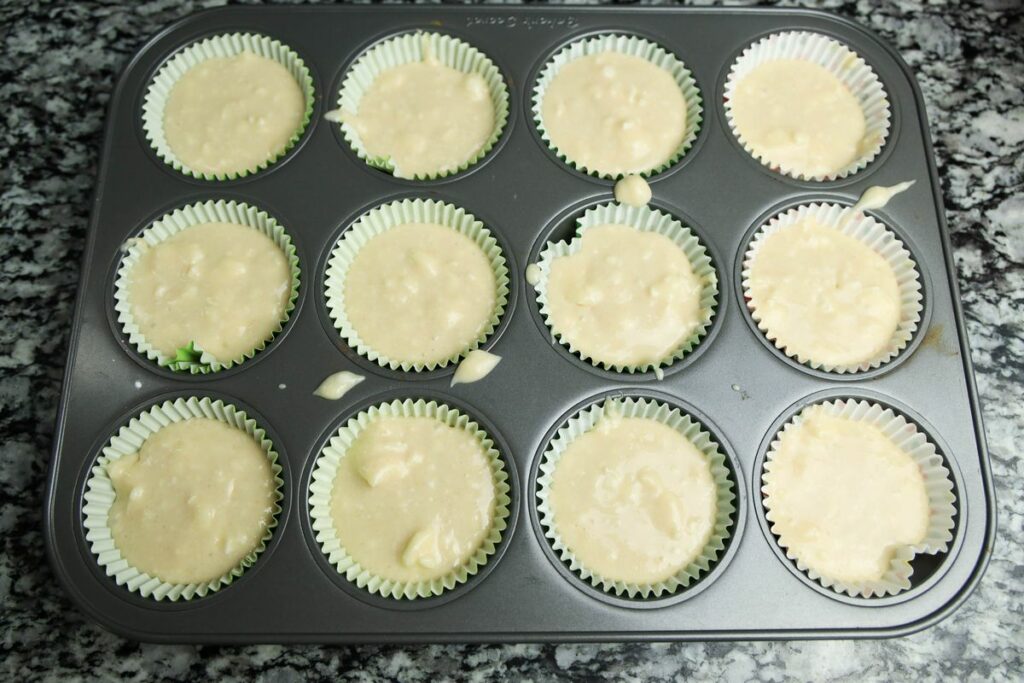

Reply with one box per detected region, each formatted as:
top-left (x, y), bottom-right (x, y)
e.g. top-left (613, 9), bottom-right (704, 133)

top-left (82, 396), bottom-right (284, 601)
top-left (142, 32), bottom-right (315, 180)
top-left (762, 398), bottom-right (956, 598)
top-left (532, 33), bottom-right (703, 179)
top-left (537, 397), bottom-right (736, 599)
top-left (533, 202), bottom-right (718, 378)
top-left (333, 31), bottom-right (509, 180)
top-left (308, 398), bottom-right (511, 599)
top-left (324, 198), bottom-right (509, 372)
top-left (114, 199), bottom-right (301, 374)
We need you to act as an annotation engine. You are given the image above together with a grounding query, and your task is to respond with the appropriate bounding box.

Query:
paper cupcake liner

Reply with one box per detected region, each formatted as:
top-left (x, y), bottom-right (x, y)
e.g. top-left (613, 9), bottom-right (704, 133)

top-left (324, 198), bottom-right (509, 371)
top-left (532, 33), bottom-right (703, 179)
top-left (142, 33), bottom-right (315, 180)
top-left (762, 398), bottom-right (957, 598)
top-left (742, 202), bottom-right (922, 374)
top-left (537, 397), bottom-right (736, 599)
top-left (334, 31), bottom-right (509, 180)
top-left (724, 31), bottom-right (891, 182)
top-left (534, 202), bottom-right (718, 377)
top-left (308, 398), bottom-right (511, 600)
top-left (115, 200), bottom-right (301, 374)
top-left (82, 397), bottom-right (284, 601)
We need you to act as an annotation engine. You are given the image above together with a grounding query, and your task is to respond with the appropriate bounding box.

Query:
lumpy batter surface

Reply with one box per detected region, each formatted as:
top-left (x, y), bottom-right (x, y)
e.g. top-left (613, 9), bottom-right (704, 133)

top-left (329, 416), bottom-right (497, 582)
top-left (128, 222), bottom-right (291, 362)
top-left (342, 223), bottom-right (497, 365)
top-left (541, 52), bottom-right (687, 176)
top-left (164, 52), bottom-right (305, 175)
top-left (545, 224), bottom-right (703, 367)
top-left (764, 407), bottom-right (929, 583)
top-left (730, 59), bottom-right (869, 177)
top-left (747, 216), bottom-right (901, 367)
top-left (549, 414), bottom-right (717, 585)
top-left (107, 418), bottom-right (277, 585)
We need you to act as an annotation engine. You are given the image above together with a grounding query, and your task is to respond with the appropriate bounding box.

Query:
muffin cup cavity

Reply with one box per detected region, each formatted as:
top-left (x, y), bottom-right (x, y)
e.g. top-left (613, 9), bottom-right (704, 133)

top-left (533, 202), bottom-right (718, 377)
top-left (142, 32), bottom-right (315, 180)
top-left (536, 396), bottom-right (736, 599)
top-left (308, 398), bottom-right (512, 600)
top-left (324, 198), bottom-right (510, 372)
top-left (724, 31), bottom-right (891, 182)
top-left (741, 202), bottom-right (922, 374)
top-left (334, 31), bottom-right (510, 180)
top-left (82, 396), bottom-right (285, 601)
top-left (114, 200), bottom-right (301, 374)
top-left (761, 398), bottom-right (957, 599)
top-left (532, 33), bottom-right (703, 180)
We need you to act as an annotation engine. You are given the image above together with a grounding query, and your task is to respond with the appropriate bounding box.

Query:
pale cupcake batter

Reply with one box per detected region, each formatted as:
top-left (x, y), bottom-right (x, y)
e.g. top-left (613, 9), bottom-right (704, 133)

top-left (764, 407), bottom-right (930, 583)
top-left (314, 371), bottom-right (364, 401)
top-left (746, 216), bottom-right (901, 367)
top-left (329, 416), bottom-right (497, 582)
top-left (549, 413), bottom-right (717, 585)
top-left (106, 418), bottom-right (277, 585)
top-left (128, 222), bottom-right (291, 362)
top-left (342, 223), bottom-right (497, 366)
top-left (730, 60), bottom-right (870, 177)
top-left (545, 224), bottom-right (703, 368)
top-left (613, 174), bottom-right (652, 207)
top-left (451, 349), bottom-right (501, 387)
top-left (342, 48), bottom-right (495, 178)
top-left (163, 52), bottom-right (305, 175)
top-left (541, 51), bottom-right (687, 176)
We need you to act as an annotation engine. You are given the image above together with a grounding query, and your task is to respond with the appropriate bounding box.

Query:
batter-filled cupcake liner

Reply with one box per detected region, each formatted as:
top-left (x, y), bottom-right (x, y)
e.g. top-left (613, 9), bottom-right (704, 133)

top-left (724, 31), bottom-right (891, 182)
top-left (532, 33), bottom-right (703, 179)
top-left (308, 398), bottom-right (512, 599)
top-left (536, 397), bottom-right (736, 599)
top-left (82, 396), bottom-right (284, 601)
top-left (324, 198), bottom-right (509, 372)
top-left (333, 31), bottom-right (509, 180)
top-left (533, 202), bottom-right (718, 378)
top-left (114, 199), bottom-right (301, 374)
top-left (741, 202), bottom-right (922, 374)
top-left (142, 32), bottom-right (315, 180)
top-left (761, 398), bottom-right (957, 598)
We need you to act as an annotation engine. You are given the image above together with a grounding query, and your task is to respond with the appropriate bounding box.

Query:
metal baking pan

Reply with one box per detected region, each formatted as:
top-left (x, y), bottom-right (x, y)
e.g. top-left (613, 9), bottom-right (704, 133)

top-left (44, 5), bottom-right (994, 643)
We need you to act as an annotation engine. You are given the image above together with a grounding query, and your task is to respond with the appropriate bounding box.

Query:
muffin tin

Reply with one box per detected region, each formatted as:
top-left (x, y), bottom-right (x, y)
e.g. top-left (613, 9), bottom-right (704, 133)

top-left (45, 5), bottom-right (994, 642)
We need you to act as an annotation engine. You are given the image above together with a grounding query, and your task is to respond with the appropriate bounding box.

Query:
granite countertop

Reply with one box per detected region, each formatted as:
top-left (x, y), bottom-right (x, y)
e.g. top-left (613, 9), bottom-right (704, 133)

top-left (2, 0), bottom-right (1021, 679)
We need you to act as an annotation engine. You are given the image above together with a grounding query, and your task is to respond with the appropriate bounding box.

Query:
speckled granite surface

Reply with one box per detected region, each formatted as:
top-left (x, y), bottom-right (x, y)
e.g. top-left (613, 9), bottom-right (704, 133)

top-left (2, 0), bottom-right (1021, 679)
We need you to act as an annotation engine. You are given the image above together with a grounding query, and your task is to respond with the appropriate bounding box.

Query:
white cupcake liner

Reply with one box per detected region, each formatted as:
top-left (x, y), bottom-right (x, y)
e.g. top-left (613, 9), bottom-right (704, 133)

top-left (308, 399), bottom-right (511, 599)
top-left (724, 31), bottom-right (891, 182)
top-left (335, 31), bottom-right (509, 180)
top-left (742, 202), bottom-right (922, 374)
top-left (534, 202), bottom-right (718, 377)
top-left (142, 33), bottom-right (315, 180)
top-left (115, 200), bottom-right (301, 374)
top-left (82, 397), bottom-right (284, 601)
top-left (324, 198), bottom-right (509, 372)
top-left (532, 33), bottom-right (703, 179)
top-left (762, 398), bottom-right (957, 598)
top-left (537, 397), bottom-right (736, 599)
